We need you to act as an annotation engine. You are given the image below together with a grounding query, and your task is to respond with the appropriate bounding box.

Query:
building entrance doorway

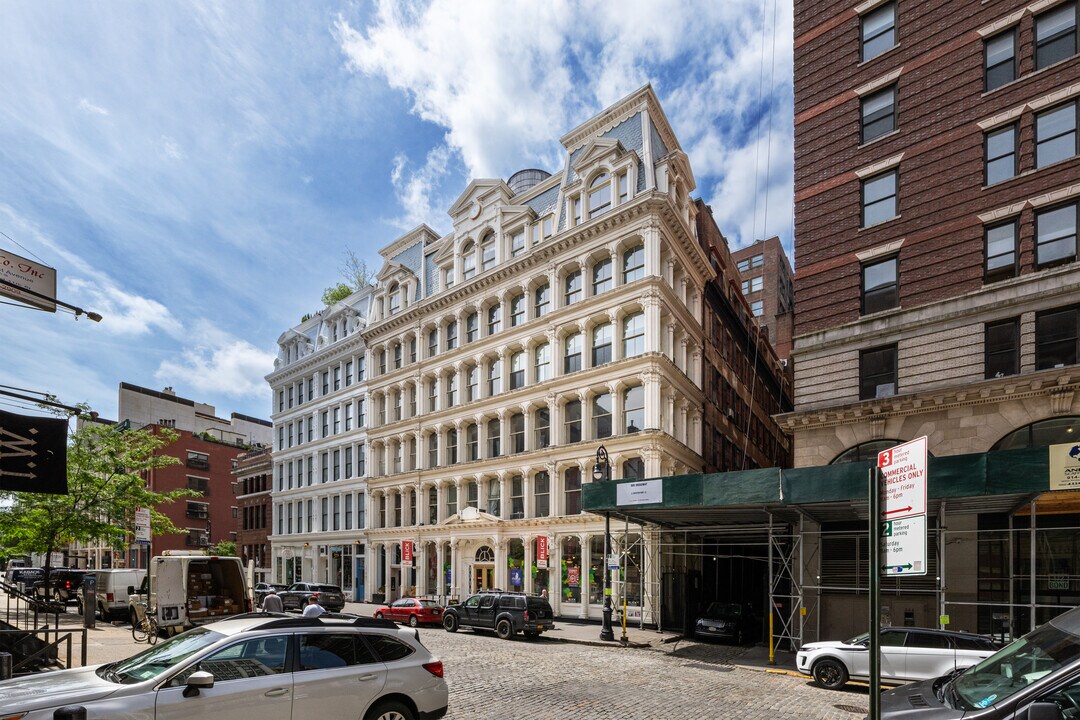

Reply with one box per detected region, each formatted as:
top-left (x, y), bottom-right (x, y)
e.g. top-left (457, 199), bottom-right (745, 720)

top-left (473, 546), bottom-right (496, 592)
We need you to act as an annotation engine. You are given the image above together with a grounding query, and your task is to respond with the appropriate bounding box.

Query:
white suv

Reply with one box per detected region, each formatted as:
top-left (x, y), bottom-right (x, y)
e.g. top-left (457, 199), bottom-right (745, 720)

top-left (0, 613), bottom-right (448, 720)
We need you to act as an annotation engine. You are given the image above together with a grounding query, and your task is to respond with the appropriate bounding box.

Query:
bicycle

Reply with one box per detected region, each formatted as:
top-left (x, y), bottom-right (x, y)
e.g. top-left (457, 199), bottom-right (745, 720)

top-left (131, 603), bottom-right (159, 645)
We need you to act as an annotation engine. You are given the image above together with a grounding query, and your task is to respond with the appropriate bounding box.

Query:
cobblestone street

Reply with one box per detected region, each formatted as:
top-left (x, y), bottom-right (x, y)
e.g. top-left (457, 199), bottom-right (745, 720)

top-left (418, 628), bottom-right (869, 720)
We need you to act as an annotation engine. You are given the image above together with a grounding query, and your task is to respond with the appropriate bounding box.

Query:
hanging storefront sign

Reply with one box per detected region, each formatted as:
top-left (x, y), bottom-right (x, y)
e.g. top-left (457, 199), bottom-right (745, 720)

top-left (567, 566), bottom-right (580, 587)
top-left (1049, 442), bottom-right (1080, 491)
top-left (537, 535), bottom-right (549, 569)
top-left (402, 540), bottom-right (413, 564)
top-left (510, 568), bottom-right (523, 587)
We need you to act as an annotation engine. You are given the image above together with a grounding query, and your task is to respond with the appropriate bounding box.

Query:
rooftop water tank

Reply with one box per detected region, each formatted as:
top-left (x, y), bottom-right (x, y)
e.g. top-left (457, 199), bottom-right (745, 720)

top-left (507, 168), bottom-right (551, 195)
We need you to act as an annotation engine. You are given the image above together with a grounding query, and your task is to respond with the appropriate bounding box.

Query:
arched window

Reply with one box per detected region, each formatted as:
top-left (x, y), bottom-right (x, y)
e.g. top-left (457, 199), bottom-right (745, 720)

top-left (511, 413), bottom-right (525, 453)
top-left (510, 351), bottom-right (526, 389)
top-left (388, 283), bottom-right (401, 314)
top-left (831, 440), bottom-right (905, 464)
top-left (488, 359), bottom-right (502, 395)
top-left (535, 283), bottom-right (551, 317)
top-left (487, 418), bottom-right (501, 457)
top-left (481, 234), bottom-right (497, 271)
top-left (624, 385), bottom-right (644, 433)
top-left (475, 546), bottom-right (494, 562)
top-left (623, 244), bottom-right (645, 283)
top-left (466, 423), bottom-right (479, 461)
top-left (592, 323), bottom-right (613, 366)
top-left (592, 257), bottom-right (613, 295)
top-left (564, 468), bottom-right (582, 515)
top-left (588, 173), bottom-right (611, 218)
top-left (623, 457), bottom-right (645, 479)
top-left (534, 343), bottom-right (551, 382)
top-left (447, 428), bottom-right (458, 464)
top-left (427, 433), bottom-right (438, 468)
top-left (991, 417), bottom-right (1080, 451)
top-left (462, 242), bottom-right (477, 280)
top-left (623, 312), bottom-right (645, 357)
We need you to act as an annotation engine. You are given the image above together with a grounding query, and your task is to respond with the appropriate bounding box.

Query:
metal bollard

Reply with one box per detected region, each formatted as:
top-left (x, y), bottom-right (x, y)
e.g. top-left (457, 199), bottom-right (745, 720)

top-left (0, 651), bottom-right (11, 681)
top-left (54, 707), bottom-right (87, 720)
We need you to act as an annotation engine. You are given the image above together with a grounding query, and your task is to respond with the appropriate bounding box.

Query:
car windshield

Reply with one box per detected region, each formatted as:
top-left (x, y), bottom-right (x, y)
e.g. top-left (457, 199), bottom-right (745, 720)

top-left (951, 622), bottom-right (1080, 710)
top-left (104, 628), bottom-right (224, 684)
top-left (845, 632), bottom-right (871, 646)
top-left (703, 602), bottom-right (743, 619)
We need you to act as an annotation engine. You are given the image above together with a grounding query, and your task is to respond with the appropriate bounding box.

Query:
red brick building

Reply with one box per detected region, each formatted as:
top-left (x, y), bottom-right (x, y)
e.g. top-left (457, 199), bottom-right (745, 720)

top-left (232, 446), bottom-right (272, 583)
top-left (731, 236), bottom-right (794, 361)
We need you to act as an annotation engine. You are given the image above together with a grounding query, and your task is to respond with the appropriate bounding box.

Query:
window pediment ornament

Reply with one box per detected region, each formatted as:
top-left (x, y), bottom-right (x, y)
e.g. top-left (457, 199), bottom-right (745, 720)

top-left (571, 138), bottom-right (627, 175)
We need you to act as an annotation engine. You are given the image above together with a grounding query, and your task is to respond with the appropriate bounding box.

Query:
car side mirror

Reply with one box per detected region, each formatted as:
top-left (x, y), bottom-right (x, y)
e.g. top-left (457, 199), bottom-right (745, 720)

top-left (127, 586), bottom-right (136, 596)
top-left (182, 671), bottom-right (215, 698)
top-left (1027, 702), bottom-right (1063, 720)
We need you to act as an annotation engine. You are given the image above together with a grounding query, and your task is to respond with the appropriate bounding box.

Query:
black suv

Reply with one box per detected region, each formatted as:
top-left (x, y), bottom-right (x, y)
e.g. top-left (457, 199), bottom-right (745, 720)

top-left (442, 591), bottom-right (555, 640)
top-left (44, 568), bottom-right (88, 604)
top-left (278, 582), bottom-right (346, 612)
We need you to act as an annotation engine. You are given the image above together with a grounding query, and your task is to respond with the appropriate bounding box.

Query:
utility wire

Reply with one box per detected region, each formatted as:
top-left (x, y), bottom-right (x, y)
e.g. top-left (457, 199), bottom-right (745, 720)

top-left (0, 229), bottom-right (47, 264)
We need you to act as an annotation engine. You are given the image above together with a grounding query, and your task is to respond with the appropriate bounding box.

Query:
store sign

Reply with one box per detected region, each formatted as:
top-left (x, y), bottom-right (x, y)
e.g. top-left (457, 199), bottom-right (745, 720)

top-left (1049, 443), bottom-right (1080, 491)
top-left (1048, 576), bottom-right (1070, 591)
top-left (510, 568), bottom-right (523, 587)
top-left (0, 247), bottom-right (56, 312)
top-left (0, 409), bottom-right (68, 494)
top-left (402, 541), bottom-right (413, 564)
top-left (537, 535), bottom-right (549, 569)
top-left (567, 566), bottom-right (580, 588)
top-left (617, 479), bottom-right (662, 506)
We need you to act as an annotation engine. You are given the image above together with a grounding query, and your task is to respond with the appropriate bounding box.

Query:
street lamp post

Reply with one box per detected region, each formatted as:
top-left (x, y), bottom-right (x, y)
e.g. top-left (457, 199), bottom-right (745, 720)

top-left (593, 445), bottom-right (615, 642)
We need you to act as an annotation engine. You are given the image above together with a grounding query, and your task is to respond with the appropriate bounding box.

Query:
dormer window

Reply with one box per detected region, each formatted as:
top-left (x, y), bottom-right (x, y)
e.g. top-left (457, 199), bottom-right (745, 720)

top-left (445, 268), bottom-right (455, 289)
top-left (388, 283), bottom-right (401, 314)
top-left (542, 215), bottom-right (553, 239)
top-left (588, 173), bottom-right (611, 219)
top-left (481, 234), bottom-right (497, 271)
top-left (511, 230), bottom-right (526, 257)
top-left (618, 172), bottom-right (629, 204)
top-left (572, 197), bottom-right (582, 226)
top-left (462, 241), bottom-right (477, 280)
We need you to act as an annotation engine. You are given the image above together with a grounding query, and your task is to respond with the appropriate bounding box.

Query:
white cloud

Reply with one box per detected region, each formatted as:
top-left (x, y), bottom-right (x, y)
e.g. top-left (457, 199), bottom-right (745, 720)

top-left (160, 135), bottom-right (184, 160)
top-left (388, 144), bottom-right (453, 230)
top-left (78, 98), bottom-right (109, 116)
top-left (155, 320), bottom-right (276, 399)
top-left (66, 277), bottom-right (183, 337)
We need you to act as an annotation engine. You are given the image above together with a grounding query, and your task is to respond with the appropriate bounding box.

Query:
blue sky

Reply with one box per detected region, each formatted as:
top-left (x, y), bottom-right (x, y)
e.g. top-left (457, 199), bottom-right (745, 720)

top-left (0, 0), bottom-right (794, 423)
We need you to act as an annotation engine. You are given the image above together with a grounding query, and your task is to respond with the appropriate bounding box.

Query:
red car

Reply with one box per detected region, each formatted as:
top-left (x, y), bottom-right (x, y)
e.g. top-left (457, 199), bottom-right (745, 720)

top-left (374, 597), bottom-right (444, 627)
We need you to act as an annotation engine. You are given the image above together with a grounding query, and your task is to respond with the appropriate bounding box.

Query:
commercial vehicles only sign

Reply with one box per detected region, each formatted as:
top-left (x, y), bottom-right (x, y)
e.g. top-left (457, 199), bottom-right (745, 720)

top-left (878, 436), bottom-right (928, 577)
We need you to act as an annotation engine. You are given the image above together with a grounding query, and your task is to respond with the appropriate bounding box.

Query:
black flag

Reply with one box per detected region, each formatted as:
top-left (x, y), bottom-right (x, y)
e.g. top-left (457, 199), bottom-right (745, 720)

top-left (0, 409), bottom-right (68, 494)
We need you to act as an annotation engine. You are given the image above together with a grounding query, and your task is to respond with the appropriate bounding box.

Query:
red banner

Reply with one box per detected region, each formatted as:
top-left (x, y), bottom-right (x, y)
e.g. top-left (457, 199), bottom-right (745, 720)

top-left (402, 540), bottom-right (413, 564)
top-left (537, 535), bottom-right (548, 568)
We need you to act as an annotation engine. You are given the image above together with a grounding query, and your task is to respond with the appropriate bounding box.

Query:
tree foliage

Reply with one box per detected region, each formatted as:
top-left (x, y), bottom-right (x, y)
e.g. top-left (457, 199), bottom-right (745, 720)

top-left (321, 282), bottom-right (353, 306)
top-left (210, 540), bottom-right (237, 557)
top-left (0, 423), bottom-right (197, 578)
top-left (339, 248), bottom-right (374, 289)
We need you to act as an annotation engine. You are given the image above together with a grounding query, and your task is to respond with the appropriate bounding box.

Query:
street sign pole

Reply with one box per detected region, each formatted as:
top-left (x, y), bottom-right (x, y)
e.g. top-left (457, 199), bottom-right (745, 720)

top-left (869, 466), bottom-right (881, 720)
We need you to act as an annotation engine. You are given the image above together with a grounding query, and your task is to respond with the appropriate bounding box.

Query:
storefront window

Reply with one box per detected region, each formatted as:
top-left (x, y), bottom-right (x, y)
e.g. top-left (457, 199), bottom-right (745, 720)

top-left (622, 533), bottom-right (643, 607)
top-left (532, 537), bottom-right (549, 596)
top-left (561, 536), bottom-right (582, 603)
top-left (589, 536), bottom-right (605, 604)
top-left (507, 539), bottom-right (525, 592)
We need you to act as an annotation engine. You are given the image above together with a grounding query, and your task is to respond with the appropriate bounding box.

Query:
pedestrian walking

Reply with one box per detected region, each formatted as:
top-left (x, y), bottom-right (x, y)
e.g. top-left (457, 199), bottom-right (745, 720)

top-left (302, 594), bottom-right (326, 618)
top-left (262, 588), bottom-right (283, 613)
top-left (540, 587), bottom-right (549, 600)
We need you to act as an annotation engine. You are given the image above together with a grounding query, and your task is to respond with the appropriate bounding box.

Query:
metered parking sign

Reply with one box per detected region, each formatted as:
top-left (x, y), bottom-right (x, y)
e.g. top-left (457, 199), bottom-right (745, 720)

top-left (881, 515), bottom-right (927, 576)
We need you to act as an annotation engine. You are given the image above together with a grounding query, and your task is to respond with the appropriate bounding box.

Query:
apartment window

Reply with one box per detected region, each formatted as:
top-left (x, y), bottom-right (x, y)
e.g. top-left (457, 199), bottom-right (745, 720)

top-left (287, 386), bottom-right (294, 408)
top-left (428, 433), bottom-right (438, 468)
top-left (307, 377), bottom-right (314, 398)
top-left (345, 361), bottom-right (353, 387)
top-left (536, 407), bottom-right (550, 449)
top-left (593, 258), bottom-right (613, 295)
top-left (321, 452), bottom-right (329, 483)
top-left (985, 221), bottom-right (1018, 282)
top-left (445, 374), bottom-right (458, 408)
top-left (466, 312), bottom-right (479, 342)
top-left (391, 343), bottom-right (401, 370)
top-left (444, 268), bottom-right (455, 289)
top-left (487, 303), bottom-right (502, 335)
top-left (358, 444), bottom-right (366, 476)
top-left (486, 479), bottom-right (500, 516)
top-left (357, 357), bottom-right (366, 381)
top-left (321, 372), bottom-right (329, 395)
top-left (623, 457), bottom-right (645, 480)
top-left (1036, 203), bottom-right (1077, 267)
top-left (588, 173), bottom-right (611, 218)
top-left (985, 124), bottom-right (1018, 185)
top-left (624, 385), bottom-right (644, 433)
top-left (466, 423), bottom-right (479, 461)
top-left (572, 196), bottom-right (582, 226)
top-left (511, 230), bottom-right (526, 257)
top-left (428, 328), bottom-right (439, 358)
top-left (409, 337), bottom-right (417, 363)
top-left (985, 30), bottom-right (1016, 91)
top-left (564, 468), bottom-right (582, 515)
top-left (862, 256), bottom-right (898, 315)
top-left (565, 399), bottom-right (582, 443)
top-left (462, 242), bottom-right (477, 279)
top-left (488, 359), bottom-right (502, 396)
top-left (297, 381), bottom-right (304, 404)
top-left (860, 86), bottom-right (896, 143)
top-left (446, 484), bottom-right (458, 517)
top-left (388, 284), bottom-right (401, 314)
top-left (321, 411), bottom-right (329, 437)
top-left (481, 236), bottom-right (496, 271)
top-left (378, 350), bottom-right (386, 375)
top-left (751, 300), bottom-right (764, 317)
top-left (511, 413), bottom-right (525, 454)
top-left (427, 379), bottom-right (438, 412)
top-left (333, 407), bottom-right (340, 434)
top-left (357, 399), bottom-right (366, 427)
top-left (187, 476), bottom-right (209, 494)
top-left (278, 389), bottom-right (284, 412)
top-left (861, 1), bottom-right (896, 62)
top-left (467, 365), bottom-right (479, 402)
top-left (439, 322), bottom-right (455, 352)
top-left (593, 392), bottom-right (612, 439)
top-left (345, 446), bottom-right (353, 477)
top-left (510, 294), bottom-right (525, 327)
top-left (447, 428), bottom-right (458, 464)
top-left (345, 494), bottom-right (353, 530)
top-left (1035, 2), bottom-right (1077, 70)
top-left (487, 419), bottom-right (501, 457)
top-left (617, 172), bottom-right (629, 203)
top-left (859, 344), bottom-right (898, 400)
top-left (592, 323), bottom-right (613, 366)
top-left (321, 498), bottom-right (329, 531)
top-left (1036, 306), bottom-right (1079, 369)
top-left (344, 403), bottom-right (353, 431)
top-left (862, 169), bottom-right (898, 227)
top-left (535, 283), bottom-right (551, 317)
top-left (510, 351), bottom-right (525, 390)
top-left (741, 276), bottom-right (764, 295)
top-left (534, 471), bottom-right (550, 517)
top-left (985, 319), bottom-right (1020, 379)
top-left (1036, 102), bottom-right (1077, 169)
top-left (428, 488), bottom-right (438, 524)
top-left (565, 270), bottom-right (583, 305)
top-left (535, 343), bottom-right (551, 382)
top-left (332, 495), bottom-right (340, 531)
top-left (542, 215), bottom-right (554, 239)
top-left (623, 313), bottom-right (645, 357)
top-left (510, 476), bottom-right (524, 519)
top-left (623, 245), bottom-right (645, 283)
top-left (333, 449), bottom-right (341, 481)
top-left (564, 332), bottom-right (583, 373)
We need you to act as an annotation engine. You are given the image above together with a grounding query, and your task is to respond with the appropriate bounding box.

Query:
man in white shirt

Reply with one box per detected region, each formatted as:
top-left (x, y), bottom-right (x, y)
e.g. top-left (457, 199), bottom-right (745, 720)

top-left (302, 595), bottom-right (326, 618)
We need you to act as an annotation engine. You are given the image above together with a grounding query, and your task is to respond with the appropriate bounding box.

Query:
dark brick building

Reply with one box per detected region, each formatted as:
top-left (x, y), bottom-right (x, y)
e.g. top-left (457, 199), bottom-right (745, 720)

top-left (232, 446), bottom-right (272, 583)
top-left (731, 236), bottom-right (795, 361)
top-left (697, 200), bottom-right (793, 473)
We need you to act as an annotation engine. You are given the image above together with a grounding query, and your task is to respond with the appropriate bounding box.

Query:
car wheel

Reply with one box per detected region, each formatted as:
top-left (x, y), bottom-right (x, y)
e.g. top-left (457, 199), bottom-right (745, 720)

top-left (408, 614), bottom-right (419, 628)
top-left (443, 613), bottom-right (458, 632)
top-left (812, 658), bottom-right (849, 690)
top-left (375, 612), bottom-right (384, 619)
top-left (496, 619), bottom-right (514, 640)
top-left (364, 700), bottom-right (415, 720)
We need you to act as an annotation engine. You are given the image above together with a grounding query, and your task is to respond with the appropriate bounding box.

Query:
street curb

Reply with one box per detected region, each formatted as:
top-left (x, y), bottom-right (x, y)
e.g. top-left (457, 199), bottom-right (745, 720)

top-left (539, 635), bottom-right (650, 649)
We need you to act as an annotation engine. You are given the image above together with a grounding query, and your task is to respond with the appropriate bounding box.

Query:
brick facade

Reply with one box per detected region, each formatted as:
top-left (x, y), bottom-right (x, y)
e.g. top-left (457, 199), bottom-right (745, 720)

top-left (730, 236), bottom-right (794, 360)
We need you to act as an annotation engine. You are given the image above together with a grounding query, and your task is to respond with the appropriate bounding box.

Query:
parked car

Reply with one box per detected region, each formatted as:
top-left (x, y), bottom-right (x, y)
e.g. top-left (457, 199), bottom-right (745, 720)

top-left (76, 569), bottom-right (146, 621)
top-left (797, 626), bottom-right (999, 690)
top-left (0, 612), bottom-right (449, 720)
top-left (42, 568), bottom-right (88, 604)
top-left (375, 597), bottom-right (444, 627)
top-left (253, 582), bottom-right (287, 607)
top-left (879, 605), bottom-right (1080, 718)
top-left (693, 602), bottom-right (760, 645)
top-left (278, 583), bottom-right (346, 612)
top-left (442, 591), bottom-right (554, 640)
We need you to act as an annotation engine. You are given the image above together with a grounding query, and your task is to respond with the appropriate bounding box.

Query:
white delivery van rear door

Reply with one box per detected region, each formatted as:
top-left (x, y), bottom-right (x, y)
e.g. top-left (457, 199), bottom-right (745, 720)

top-left (154, 559), bottom-right (188, 628)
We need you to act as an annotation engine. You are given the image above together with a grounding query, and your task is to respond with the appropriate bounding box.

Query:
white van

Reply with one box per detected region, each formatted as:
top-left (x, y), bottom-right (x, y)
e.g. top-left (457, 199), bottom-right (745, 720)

top-left (129, 551), bottom-right (251, 631)
top-left (76, 569), bottom-right (146, 620)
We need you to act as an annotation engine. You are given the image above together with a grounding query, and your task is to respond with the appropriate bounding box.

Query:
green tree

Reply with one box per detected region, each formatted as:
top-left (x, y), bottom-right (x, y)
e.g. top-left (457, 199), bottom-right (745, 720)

top-left (0, 423), bottom-right (197, 583)
top-left (210, 540), bottom-right (237, 557)
top-left (321, 282), bottom-right (352, 306)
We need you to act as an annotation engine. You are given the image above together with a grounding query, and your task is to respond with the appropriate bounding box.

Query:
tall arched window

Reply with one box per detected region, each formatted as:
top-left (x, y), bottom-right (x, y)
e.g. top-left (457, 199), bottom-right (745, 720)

top-left (592, 323), bottom-right (613, 366)
top-left (991, 417), bottom-right (1080, 451)
top-left (481, 234), bottom-right (497, 271)
top-left (535, 343), bottom-right (551, 382)
top-left (624, 385), bottom-right (644, 433)
top-left (831, 440), bottom-right (905, 464)
top-left (623, 244), bottom-right (645, 283)
top-left (588, 173), bottom-right (611, 218)
top-left (462, 242), bottom-right (477, 280)
top-left (623, 312), bottom-right (645, 357)
top-left (388, 283), bottom-right (401, 314)
top-left (623, 457), bottom-right (645, 479)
